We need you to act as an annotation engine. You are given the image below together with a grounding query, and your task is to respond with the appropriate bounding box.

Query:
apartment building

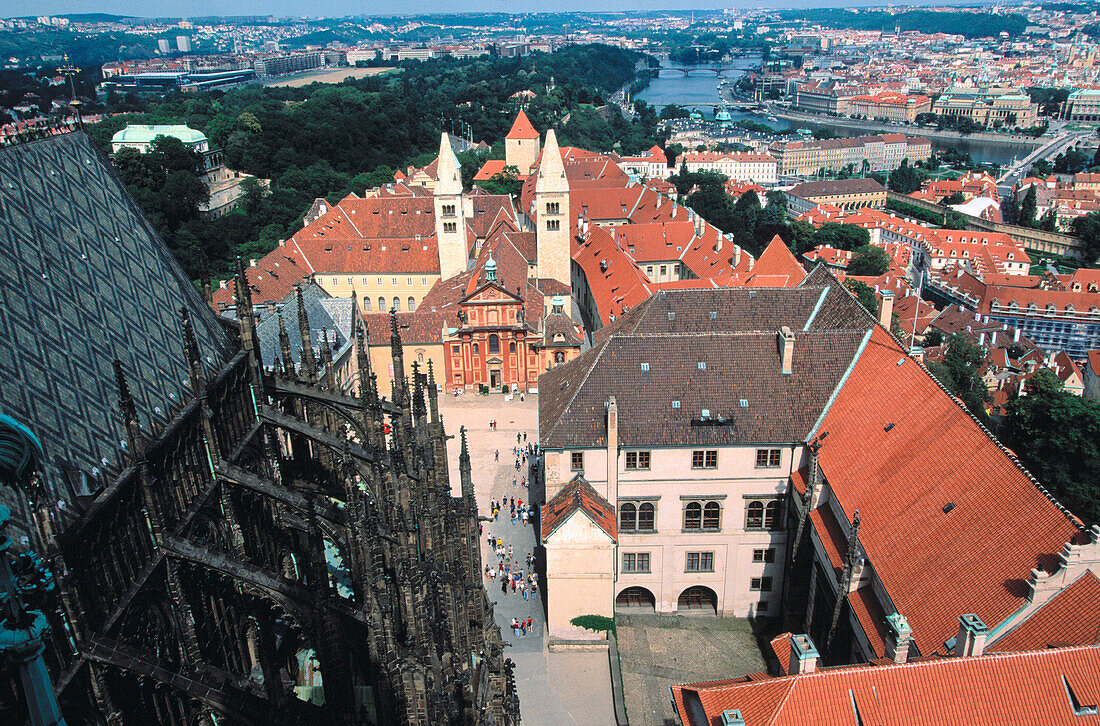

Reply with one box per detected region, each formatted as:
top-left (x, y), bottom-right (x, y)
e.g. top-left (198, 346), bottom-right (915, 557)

top-left (846, 92), bottom-right (932, 123)
top-left (769, 134), bottom-right (930, 175)
top-left (676, 151), bottom-right (778, 186)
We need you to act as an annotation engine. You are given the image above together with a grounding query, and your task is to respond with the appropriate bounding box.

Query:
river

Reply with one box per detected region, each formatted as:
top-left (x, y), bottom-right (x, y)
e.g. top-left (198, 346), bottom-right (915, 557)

top-left (637, 59), bottom-right (1035, 166)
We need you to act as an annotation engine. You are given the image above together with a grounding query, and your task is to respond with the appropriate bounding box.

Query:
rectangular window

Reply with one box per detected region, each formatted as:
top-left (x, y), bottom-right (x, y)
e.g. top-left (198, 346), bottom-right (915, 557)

top-left (625, 451), bottom-right (651, 470)
top-left (622, 552), bottom-right (650, 573)
top-left (757, 600), bottom-right (770, 612)
top-left (571, 452), bottom-right (584, 471)
top-left (755, 448), bottom-right (782, 468)
top-left (690, 450), bottom-right (716, 469)
top-left (750, 576), bottom-right (774, 592)
top-left (752, 548), bottom-right (776, 563)
top-left (452, 345), bottom-right (461, 355)
top-left (685, 552), bottom-right (714, 573)
top-left (547, 219), bottom-right (560, 231)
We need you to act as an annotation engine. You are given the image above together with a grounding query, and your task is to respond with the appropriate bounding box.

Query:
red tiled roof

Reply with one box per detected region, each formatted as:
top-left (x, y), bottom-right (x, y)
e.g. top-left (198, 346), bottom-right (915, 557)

top-left (539, 475), bottom-right (616, 542)
top-left (672, 644), bottom-right (1100, 726)
top-left (747, 236), bottom-right (806, 287)
top-left (849, 584), bottom-right (890, 658)
top-left (770, 633), bottom-right (794, 675)
top-left (817, 326), bottom-right (1081, 655)
top-left (506, 109), bottom-right (540, 140)
top-left (990, 572), bottom-right (1100, 653)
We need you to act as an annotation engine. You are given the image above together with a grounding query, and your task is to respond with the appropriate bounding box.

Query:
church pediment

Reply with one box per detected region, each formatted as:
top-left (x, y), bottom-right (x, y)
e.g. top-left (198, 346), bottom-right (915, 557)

top-left (486, 357), bottom-right (503, 365)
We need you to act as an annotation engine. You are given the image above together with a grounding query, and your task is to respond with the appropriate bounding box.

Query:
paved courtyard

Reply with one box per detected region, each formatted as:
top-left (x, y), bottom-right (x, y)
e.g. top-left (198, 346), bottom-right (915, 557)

top-left (439, 392), bottom-right (616, 726)
top-left (616, 613), bottom-right (767, 726)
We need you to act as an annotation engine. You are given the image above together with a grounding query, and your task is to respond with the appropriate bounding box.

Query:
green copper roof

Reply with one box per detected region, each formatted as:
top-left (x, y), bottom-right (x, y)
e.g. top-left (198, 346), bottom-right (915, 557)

top-left (111, 124), bottom-right (207, 146)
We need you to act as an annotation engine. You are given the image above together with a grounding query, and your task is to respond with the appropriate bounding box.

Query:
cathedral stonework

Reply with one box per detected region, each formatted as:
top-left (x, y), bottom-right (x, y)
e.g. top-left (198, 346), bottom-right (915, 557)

top-left (0, 132), bottom-right (519, 726)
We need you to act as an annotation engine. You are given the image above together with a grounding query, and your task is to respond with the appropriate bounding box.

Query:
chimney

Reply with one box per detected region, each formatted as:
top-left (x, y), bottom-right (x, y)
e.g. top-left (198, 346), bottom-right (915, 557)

top-left (991, 331), bottom-right (998, 346)
top-left (249, 259), bottom-right (257, 267)
top-left (979, 332), bottom-right (985, 347)
top-left (778, 326), bottom-right (795, 375)
top-left (955, 614), bottom-right (988, 657)
top-left (606, 396), bottom-right (618, 503)
top-left (721, 711), bottom-right (746, 726)
top-left (878, 290), bottom-right (894, 328)
top-left (910, 346), bottom-right (925, 363)
top-left (1014, 328), bottom-right (1021, 343)
top-left (884, 612), bottom-right (913, 664)
top-left (788, 634), bottom-right (819, 675)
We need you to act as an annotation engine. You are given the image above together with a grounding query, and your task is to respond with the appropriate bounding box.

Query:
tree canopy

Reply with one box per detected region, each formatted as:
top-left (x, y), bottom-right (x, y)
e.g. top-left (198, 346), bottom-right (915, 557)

top-left (847, 245), bottom-right (890, 276)
top-left (1000, 370), bottom-right (1100, 525)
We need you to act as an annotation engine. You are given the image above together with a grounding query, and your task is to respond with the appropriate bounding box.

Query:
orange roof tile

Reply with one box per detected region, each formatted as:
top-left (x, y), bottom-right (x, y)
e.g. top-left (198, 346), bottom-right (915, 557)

top-left (990, 572), bottom-right (1100, 653)
top-left (540, 474), bottom-right (616, 541)
top-left (506, 109), bottom-right (540, 140)
top-left (747, 236), bottom-right (806, 287)
top-left (672, 644), bottom-right (1100, 726)
top-left (817, 327), bottom-right (1081, 655)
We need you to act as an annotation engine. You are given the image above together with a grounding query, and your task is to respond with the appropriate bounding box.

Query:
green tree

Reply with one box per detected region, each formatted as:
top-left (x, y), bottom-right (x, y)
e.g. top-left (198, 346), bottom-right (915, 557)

top-left (943, 211), bottom-right (970, 230)
top-left (924, 328), bottom-right (944, 347)
top-left (924, 333), bottom-right (990, 423)
top-left (887, 159), bottom-right (923, 194)
top-left (847, 245), bottom-right (890, 276)
top-left (843, 278), bottom-right (878, 313)
top-left (812, 222), bottom-right (870, 251)
top-left (1000, 370), bottom-right (1100, 524)
top-left (1018, 185), bottom-right (1038, 228)
top-left (941, 191), bottom-right (966, 206)
top-left (1070, 211), bottom-right (1100, 264)
top-left (477, 165), bottom-right (523, 198)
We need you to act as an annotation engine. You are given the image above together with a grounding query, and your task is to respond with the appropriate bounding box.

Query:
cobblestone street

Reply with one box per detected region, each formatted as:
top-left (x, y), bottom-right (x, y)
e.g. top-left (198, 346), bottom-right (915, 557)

top-left (440, 393), bottom-right (616, 726)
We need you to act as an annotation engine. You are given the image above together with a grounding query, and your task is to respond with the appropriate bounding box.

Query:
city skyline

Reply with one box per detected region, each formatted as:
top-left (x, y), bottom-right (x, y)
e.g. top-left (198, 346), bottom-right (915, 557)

top-left (5, 0), bottom-right (994, 21)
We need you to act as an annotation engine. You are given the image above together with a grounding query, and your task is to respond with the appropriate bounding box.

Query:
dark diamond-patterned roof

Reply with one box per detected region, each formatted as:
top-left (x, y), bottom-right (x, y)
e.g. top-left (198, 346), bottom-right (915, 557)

top-left (0, 132), bottom-right (232, 506)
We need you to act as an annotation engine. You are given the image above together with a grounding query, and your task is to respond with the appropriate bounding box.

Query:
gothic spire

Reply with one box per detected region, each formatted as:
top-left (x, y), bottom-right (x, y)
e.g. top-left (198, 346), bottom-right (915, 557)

top-left (459, 425), bottom-right (474, 505)
top-left (235, 256), bottom-right (257, 355)
top-left (180, 308), bottom-right (205, 395)
top-left (296, 285), bottom-right (318, 380)
top-left (390, 308), bottom-right (406, 406)
top-left (277, 311), bottom-right (295, 377)
top-left (112, 358), bottom-right (144, 458)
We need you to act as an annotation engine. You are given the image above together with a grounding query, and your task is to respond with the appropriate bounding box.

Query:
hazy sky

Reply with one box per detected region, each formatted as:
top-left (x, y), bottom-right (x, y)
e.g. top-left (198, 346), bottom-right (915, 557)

top-left (6, 0), bottom-right (972, 20)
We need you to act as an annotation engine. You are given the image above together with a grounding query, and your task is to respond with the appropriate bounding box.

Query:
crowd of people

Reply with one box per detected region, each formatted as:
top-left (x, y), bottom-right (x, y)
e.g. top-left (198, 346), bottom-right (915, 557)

top-left (485, 428), bottom-right (542, 640)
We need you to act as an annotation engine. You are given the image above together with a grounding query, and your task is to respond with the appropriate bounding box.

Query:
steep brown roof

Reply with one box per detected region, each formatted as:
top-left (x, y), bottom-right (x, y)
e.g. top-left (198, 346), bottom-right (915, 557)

top-left (789, 178), bottom-right (886, 198)
top-left (540, 475), bottom-right (616, 541)
top-left (539, 325), bottom-right (869, 450)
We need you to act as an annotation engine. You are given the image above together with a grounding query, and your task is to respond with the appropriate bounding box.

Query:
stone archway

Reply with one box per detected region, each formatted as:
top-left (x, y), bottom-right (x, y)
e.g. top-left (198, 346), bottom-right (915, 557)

top-left (615, 586), bottom-right (656, 612)
top-left (677, 585), bottom-right (718, 615)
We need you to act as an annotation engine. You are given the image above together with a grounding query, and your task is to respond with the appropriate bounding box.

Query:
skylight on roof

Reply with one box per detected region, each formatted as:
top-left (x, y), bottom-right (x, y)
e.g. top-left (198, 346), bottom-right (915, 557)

top-left (672, 400), bottom-right (681, 409)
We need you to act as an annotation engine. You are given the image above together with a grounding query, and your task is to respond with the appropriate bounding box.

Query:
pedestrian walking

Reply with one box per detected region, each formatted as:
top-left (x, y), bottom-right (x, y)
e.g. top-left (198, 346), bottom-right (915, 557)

top-left (501, 579), bottom-right (507, 594)
top-left (511, 618), bottom-right (520, 636)
top-left (517, 433), bottom-right (521, 444)
top-left (521, 619), bottom-right (527, 636)
top-left (495, 449), bottom-right (499, 461)
top-left (521, 580), bottom-right (528, 600)
top-left (525, 617), bottom-right (533, 632)
top-left (523, 432), bottom-right (527, 443)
